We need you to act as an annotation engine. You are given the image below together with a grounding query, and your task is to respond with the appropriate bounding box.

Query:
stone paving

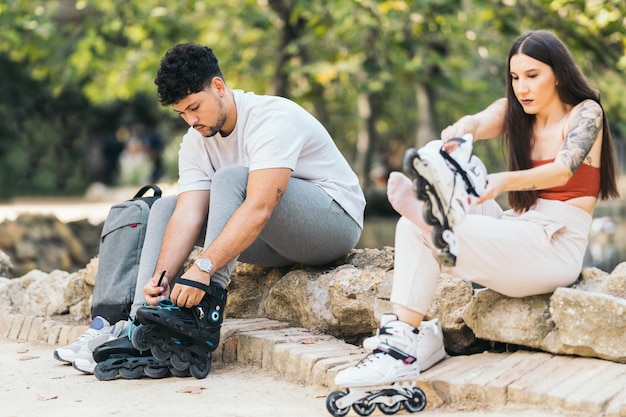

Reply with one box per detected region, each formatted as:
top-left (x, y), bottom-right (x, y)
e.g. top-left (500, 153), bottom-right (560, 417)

top-left (2, 306), bottom-right (625, 416)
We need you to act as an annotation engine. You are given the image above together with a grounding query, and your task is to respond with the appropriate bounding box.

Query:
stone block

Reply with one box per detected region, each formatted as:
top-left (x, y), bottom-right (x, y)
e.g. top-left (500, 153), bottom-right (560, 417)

top-left (8, 315), bottom-right (24, 340)
top-left (47, 325), bottom-right (62, 346)
top-left (0, 308), bottom-right (13, 337)
top-left (27, 317), bottom-right (45, 343)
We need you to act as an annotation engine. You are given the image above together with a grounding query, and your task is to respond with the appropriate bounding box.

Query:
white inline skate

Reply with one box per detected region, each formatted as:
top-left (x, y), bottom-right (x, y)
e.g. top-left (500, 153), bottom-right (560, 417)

top-left (326, 319), bottom-right (446, 416)
top-left (402, 134), bottom-right (487, 266)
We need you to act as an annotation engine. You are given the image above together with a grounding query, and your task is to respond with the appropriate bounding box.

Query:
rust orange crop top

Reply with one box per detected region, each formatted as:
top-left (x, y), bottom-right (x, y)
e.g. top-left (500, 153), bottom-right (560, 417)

top-left (531, 159), bottom-right (600, 201)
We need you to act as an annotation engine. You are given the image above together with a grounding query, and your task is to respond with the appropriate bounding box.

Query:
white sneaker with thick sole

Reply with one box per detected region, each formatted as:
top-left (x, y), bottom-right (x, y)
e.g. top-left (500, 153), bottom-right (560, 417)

top-left (335, 319), bottom-right (447, 388)
top-left (363, 316), bottom-right (446, 369)
top-left (53, 316), bottom-right (111, 364)
top-left (72, 320), bottom-right (129, 374)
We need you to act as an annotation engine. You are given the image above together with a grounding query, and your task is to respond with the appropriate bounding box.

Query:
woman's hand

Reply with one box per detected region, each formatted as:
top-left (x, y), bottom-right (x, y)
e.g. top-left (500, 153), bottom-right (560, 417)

top-left (476, 172), bottom-right (507, 204)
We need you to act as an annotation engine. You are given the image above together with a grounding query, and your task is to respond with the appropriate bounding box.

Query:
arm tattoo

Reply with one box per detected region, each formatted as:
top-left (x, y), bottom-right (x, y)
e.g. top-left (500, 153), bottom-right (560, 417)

top-left (275, 187), bottom-right (284, 202)
top-left (557, 101), bottom-right (602, 173)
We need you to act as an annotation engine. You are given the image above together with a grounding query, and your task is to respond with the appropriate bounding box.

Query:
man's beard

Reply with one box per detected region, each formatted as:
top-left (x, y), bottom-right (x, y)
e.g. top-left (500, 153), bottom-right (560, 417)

top-left (202, 100), bottom-right (228, 137)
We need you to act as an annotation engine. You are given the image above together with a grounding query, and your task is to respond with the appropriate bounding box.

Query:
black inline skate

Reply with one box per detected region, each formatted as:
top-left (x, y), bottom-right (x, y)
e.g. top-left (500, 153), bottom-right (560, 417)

top-left (91, 331), bottom-right (174, 381)
top-left (130, 278), bottom-right (227, 379)
top-left (403, 134), bottom-right (487, 266)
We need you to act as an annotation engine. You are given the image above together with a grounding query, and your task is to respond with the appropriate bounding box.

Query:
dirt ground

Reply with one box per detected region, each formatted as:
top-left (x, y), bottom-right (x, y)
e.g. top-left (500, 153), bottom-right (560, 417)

top-left (1, 338), bottom-right (572, 417)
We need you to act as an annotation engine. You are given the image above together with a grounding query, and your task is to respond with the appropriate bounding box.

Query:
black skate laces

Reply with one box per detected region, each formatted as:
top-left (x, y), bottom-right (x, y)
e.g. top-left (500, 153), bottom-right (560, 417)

top-left (438, 138), bottom-right (482, 198)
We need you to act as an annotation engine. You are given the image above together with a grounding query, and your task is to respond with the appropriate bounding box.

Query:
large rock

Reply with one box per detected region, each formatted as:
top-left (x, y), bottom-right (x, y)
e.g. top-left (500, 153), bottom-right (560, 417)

top-left (0, 214), bottom-right (100, 277)
top-left (0, 249), bottom-right (13, 276)
top-left (3, 243), bottom-right (626, 364)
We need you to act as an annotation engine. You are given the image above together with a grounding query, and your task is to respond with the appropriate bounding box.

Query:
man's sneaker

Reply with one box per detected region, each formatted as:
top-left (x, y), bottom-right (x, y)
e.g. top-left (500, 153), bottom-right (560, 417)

top-left (53, 316), bottom-right (111, 364)
top-left (71, 320), bottom-right (129, 374)
top-left (335, 319), bottom-right (447, 387)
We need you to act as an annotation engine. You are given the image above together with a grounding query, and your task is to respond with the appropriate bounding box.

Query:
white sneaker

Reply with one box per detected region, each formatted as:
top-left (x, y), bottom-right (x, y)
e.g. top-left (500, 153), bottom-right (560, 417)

top-left (53, 316), bottom-right (111, 364)
top-left (362, 313), bottom-right (397, 351)
top-left (336, 319), bottom-right (446, 387)
top-left (363, 316), bottom-right (446, 370)
top-left (71, 320), bottom-right (129, 374)
top-left (411, 135), bottom-right (487, 228)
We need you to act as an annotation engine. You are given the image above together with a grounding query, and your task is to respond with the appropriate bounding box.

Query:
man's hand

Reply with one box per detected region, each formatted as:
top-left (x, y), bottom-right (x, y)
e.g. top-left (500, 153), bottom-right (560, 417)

top-left (169, 266), bottom-right (209, 308)
top-left (143, 273), bottom-right (170, 305)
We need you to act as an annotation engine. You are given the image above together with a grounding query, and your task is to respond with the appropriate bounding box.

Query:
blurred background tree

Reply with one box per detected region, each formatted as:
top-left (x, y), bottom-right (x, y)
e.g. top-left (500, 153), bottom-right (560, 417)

top-left (0, 0), bottom-right (624, 201)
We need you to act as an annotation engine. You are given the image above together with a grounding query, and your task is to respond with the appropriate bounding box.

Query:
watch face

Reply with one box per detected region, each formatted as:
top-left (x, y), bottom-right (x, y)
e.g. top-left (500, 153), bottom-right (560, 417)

top-left (197, 259), bottom-right (212, 272)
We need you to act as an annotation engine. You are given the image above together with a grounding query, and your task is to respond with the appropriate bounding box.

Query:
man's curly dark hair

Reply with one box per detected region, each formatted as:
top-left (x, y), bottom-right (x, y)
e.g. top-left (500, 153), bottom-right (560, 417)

top-left (154, 43), bottom-right (225, 106)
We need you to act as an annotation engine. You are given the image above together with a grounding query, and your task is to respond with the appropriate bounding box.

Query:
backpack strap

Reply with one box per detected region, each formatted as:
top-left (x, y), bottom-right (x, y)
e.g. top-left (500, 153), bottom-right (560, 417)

top-left (131, 184), bottom-right (162, 208)
top-left (133, 184), bottom-right (162, 199)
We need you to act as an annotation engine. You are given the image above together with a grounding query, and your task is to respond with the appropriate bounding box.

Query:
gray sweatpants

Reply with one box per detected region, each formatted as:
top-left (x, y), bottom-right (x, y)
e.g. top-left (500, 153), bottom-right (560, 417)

top-left (130, 166), bottom-right (362, 317)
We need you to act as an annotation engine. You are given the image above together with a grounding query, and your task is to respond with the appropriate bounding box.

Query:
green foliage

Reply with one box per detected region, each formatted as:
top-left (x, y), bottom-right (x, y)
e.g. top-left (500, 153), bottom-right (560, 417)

top-left (0, 0), bottom-right (624, 198)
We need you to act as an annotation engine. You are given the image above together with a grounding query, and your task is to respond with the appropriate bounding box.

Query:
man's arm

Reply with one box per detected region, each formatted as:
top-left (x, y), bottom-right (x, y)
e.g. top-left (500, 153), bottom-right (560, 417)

top-left (169, 167), bottom-right (292, 308)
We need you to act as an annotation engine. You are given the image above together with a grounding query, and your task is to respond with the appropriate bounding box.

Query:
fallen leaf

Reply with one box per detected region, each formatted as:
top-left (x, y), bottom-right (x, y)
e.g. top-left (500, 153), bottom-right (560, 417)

top-left (177, 386), bottom-right (207, 395)
top-left (17, 348), bottom-right (29, 354)
top-left (18, 355), bottom-right (40, 361)
top-left (37, 393), bottom-right (58, 401)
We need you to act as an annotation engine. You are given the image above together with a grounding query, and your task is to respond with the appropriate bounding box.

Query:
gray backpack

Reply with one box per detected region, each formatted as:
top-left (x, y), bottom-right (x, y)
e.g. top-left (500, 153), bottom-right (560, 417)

top-left (91, 185), bottom-right (162, 323)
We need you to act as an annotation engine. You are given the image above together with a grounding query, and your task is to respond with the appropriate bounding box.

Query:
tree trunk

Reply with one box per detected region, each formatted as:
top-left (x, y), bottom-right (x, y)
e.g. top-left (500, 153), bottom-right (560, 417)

top-left (415, 81), bottom-right (438, 149)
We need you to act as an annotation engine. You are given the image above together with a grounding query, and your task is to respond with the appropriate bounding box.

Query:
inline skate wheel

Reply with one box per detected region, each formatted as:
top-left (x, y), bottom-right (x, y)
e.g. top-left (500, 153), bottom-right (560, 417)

top-left (414, 177), bottom-right (430, 201)
top-left (352, 401), bottom-right (376, 416)
top-left (325, 391), bottom-right (350, 417)
top-left (119, 366), bottom-right (144, 379)
top-left (189, 356), bottom-right (211, 379)
top-left (402, 148), bottom-right (420, 180)
top-left (93, 364), bottom-right (118, 381)
top-left (144, 366), bottom-right (170, 379)
top-left (378, 402), bottom-right (402, 415)
top-left (130, 325), bottom-right (151, 351)
top-left (151, 343), bottom-right (172, 361)
top-left (170, 353), bottom-right (191, 371)
top-left (432, 224), bottom-right (447, 249)
top-left (422, 200), bottom-right (438, 226)
top-left (403, 387), bottom-right (427, 412)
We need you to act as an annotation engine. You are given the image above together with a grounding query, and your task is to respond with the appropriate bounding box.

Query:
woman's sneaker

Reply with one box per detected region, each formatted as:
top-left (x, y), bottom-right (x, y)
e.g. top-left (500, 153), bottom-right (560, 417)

top-left (363, 316), bottom-right (447, 372)
top-left (53, 316), bottom-right (111, 364)
top-left (336, 319), bottom-right (446, 387)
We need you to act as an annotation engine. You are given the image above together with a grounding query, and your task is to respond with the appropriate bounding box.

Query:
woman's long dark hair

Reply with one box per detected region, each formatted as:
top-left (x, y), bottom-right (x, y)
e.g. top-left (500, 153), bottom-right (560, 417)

top-left (503, 30), bottom-right (620, 212)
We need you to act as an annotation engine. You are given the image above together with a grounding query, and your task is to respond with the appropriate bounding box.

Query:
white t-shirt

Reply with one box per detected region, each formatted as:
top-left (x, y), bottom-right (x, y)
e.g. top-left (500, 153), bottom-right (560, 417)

top-left (177, 90), bottom-right (365, 227)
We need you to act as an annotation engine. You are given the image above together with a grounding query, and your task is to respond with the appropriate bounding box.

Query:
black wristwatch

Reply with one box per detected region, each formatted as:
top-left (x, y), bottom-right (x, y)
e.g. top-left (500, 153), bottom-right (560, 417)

top-left (194, 258), bottom-right (214, 275)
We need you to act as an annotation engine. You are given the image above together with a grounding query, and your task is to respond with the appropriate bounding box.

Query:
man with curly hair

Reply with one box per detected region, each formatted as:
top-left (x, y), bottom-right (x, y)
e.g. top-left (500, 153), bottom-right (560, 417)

top-left (57, 42), bottom-right (365, 379)
top-left (142, 42), bottom-right (365, 308)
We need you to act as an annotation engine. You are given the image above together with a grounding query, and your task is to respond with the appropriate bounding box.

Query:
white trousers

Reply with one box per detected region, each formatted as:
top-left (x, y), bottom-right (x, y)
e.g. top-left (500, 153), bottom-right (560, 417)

top-left (390, 199), bottom-right (592, 314)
